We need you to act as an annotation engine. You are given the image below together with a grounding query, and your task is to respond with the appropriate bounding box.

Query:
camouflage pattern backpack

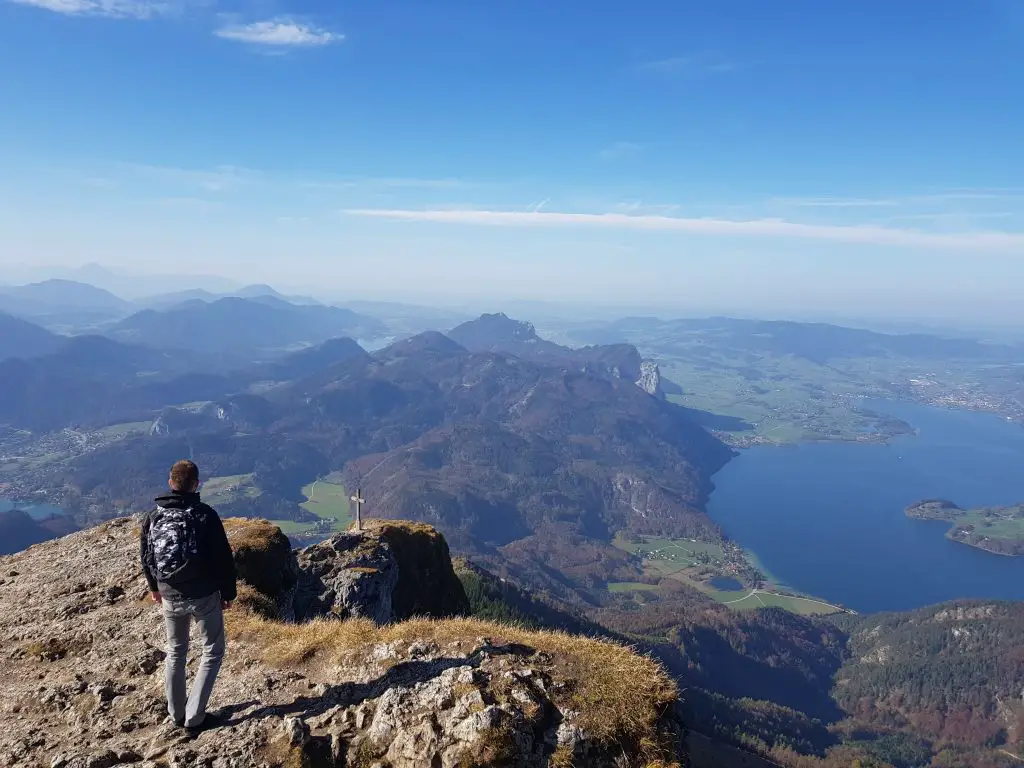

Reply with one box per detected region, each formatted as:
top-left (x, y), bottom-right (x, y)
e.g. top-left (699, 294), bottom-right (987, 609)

top-left (148, 506), bottom-right (201, 582)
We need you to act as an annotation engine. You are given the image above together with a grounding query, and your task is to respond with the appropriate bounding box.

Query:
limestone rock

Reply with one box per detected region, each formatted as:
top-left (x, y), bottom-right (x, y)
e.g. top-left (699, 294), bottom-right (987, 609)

top-left (295, 531), bottom-right (399, 623)
top-left (636, 360), bottom-right (666, 399)
top-left (0, 518), bottom-right (685, 768)
top-left (294, 521), bottom-right (470, 624)
top-left (223, 518), bottom-right (299, 620)
top-left (366, 519), bottom-right (470, 620)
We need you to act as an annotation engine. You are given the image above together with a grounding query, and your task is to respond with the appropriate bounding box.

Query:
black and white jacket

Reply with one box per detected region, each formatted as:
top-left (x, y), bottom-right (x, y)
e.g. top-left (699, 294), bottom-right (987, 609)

top-left (140, 491), bottom-right (237, 602)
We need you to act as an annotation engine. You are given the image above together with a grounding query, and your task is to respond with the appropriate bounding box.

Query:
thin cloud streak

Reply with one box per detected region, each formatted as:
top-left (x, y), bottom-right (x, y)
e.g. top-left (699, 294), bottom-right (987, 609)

top-left (9, 0), bottom-right (173, 18)
top-left (342, 208), bottom-right (1024, 253)
top-left (215, 19), bottom-right (341, 47)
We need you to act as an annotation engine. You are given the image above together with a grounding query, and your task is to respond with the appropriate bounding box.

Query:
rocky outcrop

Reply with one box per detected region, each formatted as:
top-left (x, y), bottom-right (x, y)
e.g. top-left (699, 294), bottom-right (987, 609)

top-left (295, 520), bottom-right (470, 623)
top-left (636, 360), bottom-right (666, 399)
top-left (295, 530), bottom-right (400, 623)
top-left (0, 518), bottom-right (685, 767)
top-left (224, 518), bottom-right (300, 620)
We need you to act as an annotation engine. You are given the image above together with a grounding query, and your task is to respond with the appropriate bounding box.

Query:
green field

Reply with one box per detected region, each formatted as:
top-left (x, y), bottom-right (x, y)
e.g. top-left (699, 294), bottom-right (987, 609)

top-left (615, 534), bottom-right (724, 568)
top-left (907, 501), bottom-right (1024, 555)
top-left (945, 505), bottom-right (1024, 540)
top-left (611, 533), bottom-right (847, 616)
top-left (718, 588), bottom-right (847, 616)
top-left (202, 475), bottom-right (351, 540)
top-left (95, 421), bottom-right (153, 439)
top-left (202, 473), bottom-right (261, 505)
top-left (299, 480), bottom-right (351, 525)
top-left (270, 519), bottom-right (316, 535)
top-left (266, 480), bottom-right (351, 540)
top-left (658, 352), bottom-right (903, 445)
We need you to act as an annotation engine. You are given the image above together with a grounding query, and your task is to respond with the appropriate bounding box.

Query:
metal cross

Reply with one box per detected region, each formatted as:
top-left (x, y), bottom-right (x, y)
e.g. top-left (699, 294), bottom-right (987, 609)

top-left (350, 488), bottom-right (365, 531)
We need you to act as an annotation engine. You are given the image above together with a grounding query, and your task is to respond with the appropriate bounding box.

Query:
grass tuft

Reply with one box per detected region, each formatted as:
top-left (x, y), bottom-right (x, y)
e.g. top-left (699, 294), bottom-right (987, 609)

top-left (228, 614), bottom-right (679, 761)
top-left (222, 518), bottom-right (297, 598)
top-left (234, 583), bottom-right (281, 620)
top-left (223, 517), bottom-right (288, 555)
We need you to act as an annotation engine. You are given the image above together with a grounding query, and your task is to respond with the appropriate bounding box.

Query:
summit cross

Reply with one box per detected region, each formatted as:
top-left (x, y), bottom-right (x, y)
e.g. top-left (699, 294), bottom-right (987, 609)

top-left (350, 488), bottom-right (365, 531)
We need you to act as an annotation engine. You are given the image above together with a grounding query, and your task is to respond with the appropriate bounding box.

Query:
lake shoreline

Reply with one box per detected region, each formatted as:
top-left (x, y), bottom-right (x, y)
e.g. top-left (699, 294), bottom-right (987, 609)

top-left (704, 399), bottom-right (1024, 613)
top-left (905, 499), bottom-right (1024, 557)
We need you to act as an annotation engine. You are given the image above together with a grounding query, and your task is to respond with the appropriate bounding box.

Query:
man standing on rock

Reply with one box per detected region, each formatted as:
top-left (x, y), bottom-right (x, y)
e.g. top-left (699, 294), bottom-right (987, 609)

top-left (140, 459), bottom-right (237, 733)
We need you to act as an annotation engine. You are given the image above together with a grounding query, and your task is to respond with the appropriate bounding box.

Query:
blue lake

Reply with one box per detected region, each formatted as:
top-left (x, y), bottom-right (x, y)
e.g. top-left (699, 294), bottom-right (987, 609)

top-left (706, 400), bottom-right (1024, 613)
top-left (708, 576), bottom-right (745, 591)
top-left (0, 498), bottom-right (66, 521)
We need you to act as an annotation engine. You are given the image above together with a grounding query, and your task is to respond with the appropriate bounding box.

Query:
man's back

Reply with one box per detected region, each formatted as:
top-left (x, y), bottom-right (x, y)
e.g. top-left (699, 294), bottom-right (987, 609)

top-left (142, 459), bottom-right (236, 732)
top-left (141, 490), bottom-right (237, 603)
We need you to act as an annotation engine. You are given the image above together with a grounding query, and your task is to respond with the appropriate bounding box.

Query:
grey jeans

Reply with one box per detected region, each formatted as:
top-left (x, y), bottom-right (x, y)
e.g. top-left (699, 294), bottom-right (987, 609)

top-left (162, 592), bottom-right (225, 728)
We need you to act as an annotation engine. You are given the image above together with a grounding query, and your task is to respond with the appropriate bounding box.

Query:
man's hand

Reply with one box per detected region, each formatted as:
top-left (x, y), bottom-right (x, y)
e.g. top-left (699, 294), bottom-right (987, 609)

top-left (222, 601), bottom-right (232, 610)
top-left (151, 592), bottom-right (163, 604)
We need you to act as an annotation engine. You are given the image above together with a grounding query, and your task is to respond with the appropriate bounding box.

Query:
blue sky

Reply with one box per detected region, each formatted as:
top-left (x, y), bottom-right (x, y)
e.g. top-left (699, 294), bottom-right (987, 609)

top-left (1, 0), bottom-right (1023, 322)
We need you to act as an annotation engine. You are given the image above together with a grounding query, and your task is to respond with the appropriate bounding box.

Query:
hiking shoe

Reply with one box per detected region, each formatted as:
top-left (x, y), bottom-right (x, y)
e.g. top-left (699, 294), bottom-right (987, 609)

top-left (184, 711), bottom-right (224, 735)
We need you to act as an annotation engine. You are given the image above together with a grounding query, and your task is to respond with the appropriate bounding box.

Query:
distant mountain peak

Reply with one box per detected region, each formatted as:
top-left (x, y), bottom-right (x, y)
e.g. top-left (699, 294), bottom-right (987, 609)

top-left (448, 313), bottom-right (548, 351)
top-left (476, 313), bottom-right (540, 340)
top-left (380, 331), bottom-right (466, 358)
top-left (235, 283), bottom-right (283, 298)
top-left (0, 313), bottom-right (62, 363)
top-left (0, 279), bottom-right (131, 316)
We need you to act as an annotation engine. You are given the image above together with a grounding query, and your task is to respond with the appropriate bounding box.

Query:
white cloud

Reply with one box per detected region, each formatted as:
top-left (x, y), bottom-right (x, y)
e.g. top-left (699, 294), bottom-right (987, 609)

top-left (215, 19), bottom-right (340, 47)
top-left (9, 0), bottom-right (172, 18)
top-left (342, 208), bottom-right (1024, 253)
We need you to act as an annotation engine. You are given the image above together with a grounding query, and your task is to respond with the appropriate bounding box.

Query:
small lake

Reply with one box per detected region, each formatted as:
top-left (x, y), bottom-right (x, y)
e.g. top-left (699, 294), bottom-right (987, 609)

top-left (706, 400), bottom-right (1024, 613)
top-left (708, 576), bottom-right (745, 591)
top-left (0, 498), bottom-right (67, 521)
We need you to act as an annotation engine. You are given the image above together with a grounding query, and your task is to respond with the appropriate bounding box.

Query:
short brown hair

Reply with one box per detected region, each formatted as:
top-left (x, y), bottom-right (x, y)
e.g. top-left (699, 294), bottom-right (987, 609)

top-left (169, 460), bottom-right (200, 492)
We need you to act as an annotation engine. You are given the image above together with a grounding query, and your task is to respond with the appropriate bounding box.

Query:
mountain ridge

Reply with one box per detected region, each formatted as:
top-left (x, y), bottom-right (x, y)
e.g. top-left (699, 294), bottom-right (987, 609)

top-left (0, 312), bottom-right (64, 362)
top-left (106, 297), bottom-right (387, 357)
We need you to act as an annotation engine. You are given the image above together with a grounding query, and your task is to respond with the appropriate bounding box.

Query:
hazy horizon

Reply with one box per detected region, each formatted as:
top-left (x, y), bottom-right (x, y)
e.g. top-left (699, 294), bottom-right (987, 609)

top-left (2, 261), bottom-right (1019, 339)
top-left (2, 2), bottom-right (1022, 325)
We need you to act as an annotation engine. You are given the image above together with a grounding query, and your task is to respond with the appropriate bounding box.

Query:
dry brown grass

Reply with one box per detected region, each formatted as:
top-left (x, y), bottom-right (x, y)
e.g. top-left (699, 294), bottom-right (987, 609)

top-left (549, 745), bottom-right (574, 768)
top-left (222, 518), bottom-right (285, 553)
top-left (228, 613), bottom-right (678, 761)
top-left (21, 635), bottom-right (92, 661)
top-left (363, 518), bottom-right (442, 539)
top-left (234, 583), bottom-right (280, 620)
top-left (222, 518), bottom-right (297, 598)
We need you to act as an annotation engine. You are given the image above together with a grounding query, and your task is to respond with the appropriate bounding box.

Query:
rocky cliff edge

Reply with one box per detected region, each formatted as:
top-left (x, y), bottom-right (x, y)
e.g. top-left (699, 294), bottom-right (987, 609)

top-left (0, 518), bottom-right (684, 768)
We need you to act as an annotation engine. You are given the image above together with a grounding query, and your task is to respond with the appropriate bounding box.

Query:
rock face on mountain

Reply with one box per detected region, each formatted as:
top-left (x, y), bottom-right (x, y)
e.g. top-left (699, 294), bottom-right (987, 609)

top-left (636, 360), bottom-right (666, 399)
top-left (224, 518), bottom-right (300, 620)
top-left (296, 520), bottom-right (469, 624)
top-left (447, 313), bottom-right (556, 353)
top-left (296, 530), bottom-right (401, 623)
top-left (449, 313), bottom-right (647, 384)
top-left (0, 518), bottom-right (685, 768)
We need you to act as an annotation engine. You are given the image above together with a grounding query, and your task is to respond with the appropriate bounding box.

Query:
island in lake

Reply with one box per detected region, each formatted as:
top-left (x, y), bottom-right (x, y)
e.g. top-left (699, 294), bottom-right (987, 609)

top-left (905, 499), bottom-right (1024, 556)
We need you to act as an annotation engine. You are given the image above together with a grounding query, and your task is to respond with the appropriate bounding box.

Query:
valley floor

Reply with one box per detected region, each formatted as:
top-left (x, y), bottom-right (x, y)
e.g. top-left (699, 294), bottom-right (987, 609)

top-left (609, 533), bottom-right (850, 616)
